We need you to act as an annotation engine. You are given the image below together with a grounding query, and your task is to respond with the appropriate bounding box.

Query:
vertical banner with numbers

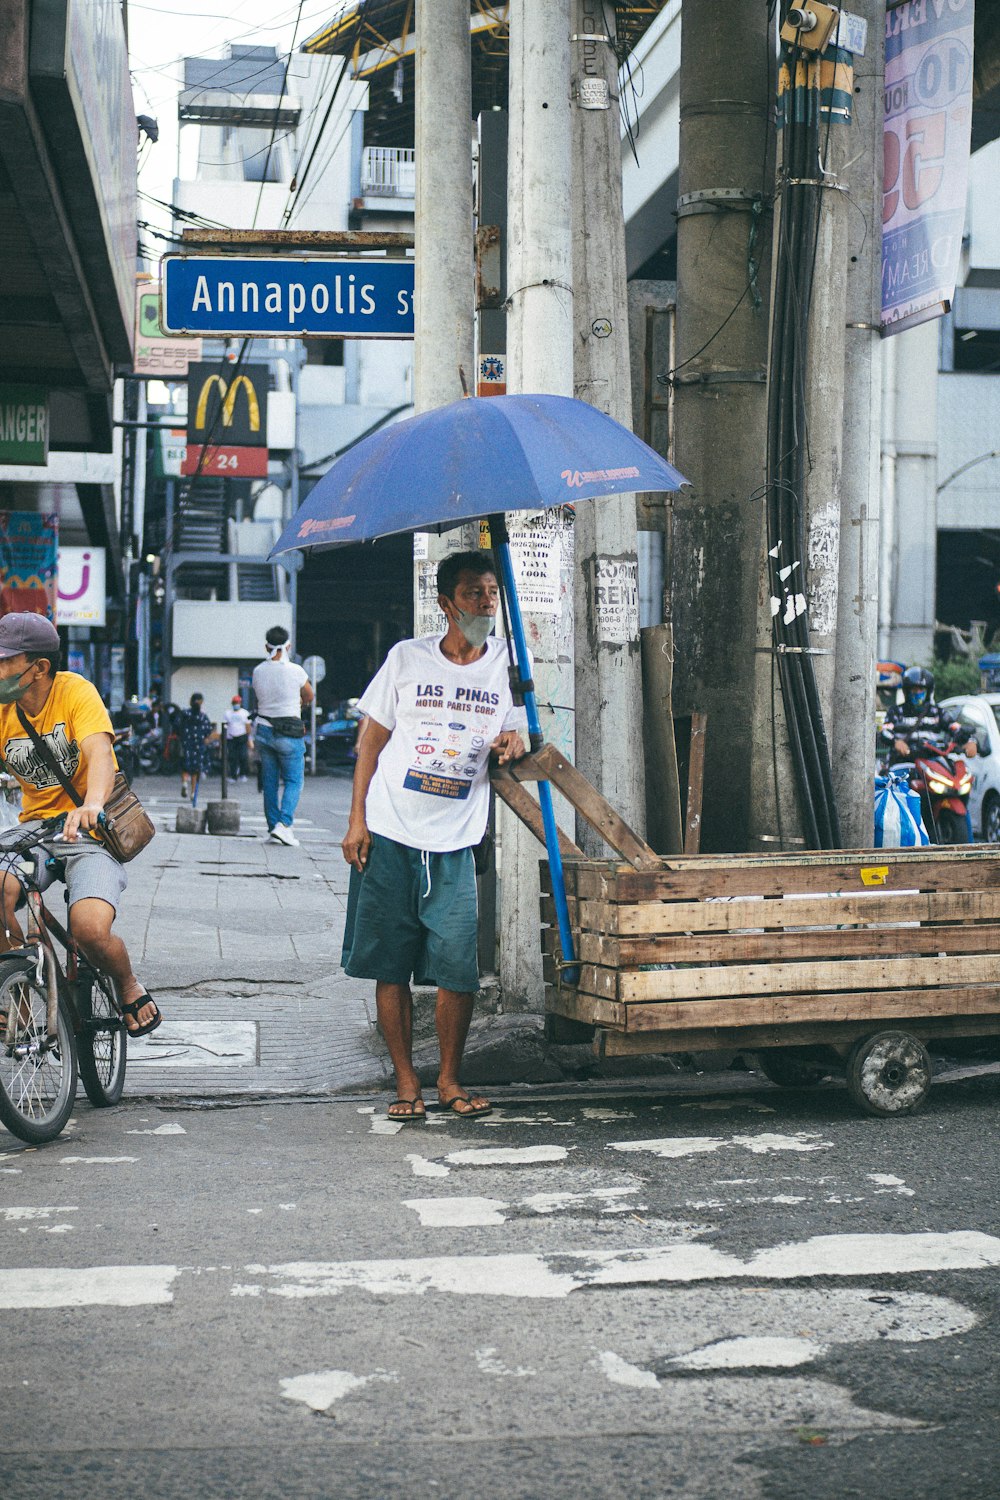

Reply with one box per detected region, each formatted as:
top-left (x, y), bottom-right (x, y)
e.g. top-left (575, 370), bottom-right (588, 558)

top-left (881, 0), bottom-right (974, 335)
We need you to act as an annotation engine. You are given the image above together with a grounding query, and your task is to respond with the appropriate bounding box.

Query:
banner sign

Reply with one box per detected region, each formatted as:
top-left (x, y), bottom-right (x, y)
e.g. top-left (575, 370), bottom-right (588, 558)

top-left (0, 511), bottom-right (58, 620)
top-left (163, 255), bottom-right (414, 339)
top-left (57, 546), bottom-right (106, 627)
top-left (184, 361), bottom-right (269, 478)
top-left (134, 282), bottom-right (201, 377)
top-left (0, 385), bottom-right (49, 465)
top-left (881, 0), bottom-right (974, 335)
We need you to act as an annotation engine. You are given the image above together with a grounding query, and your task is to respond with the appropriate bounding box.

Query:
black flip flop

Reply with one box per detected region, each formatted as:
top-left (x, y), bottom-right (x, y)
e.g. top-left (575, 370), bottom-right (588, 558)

top-left (387, 1097), bottom-right (427, 1124)
top-left (121, 991), bottom-right (162, 1038)
top-left (437, 1092), bottom-right (493, 1119)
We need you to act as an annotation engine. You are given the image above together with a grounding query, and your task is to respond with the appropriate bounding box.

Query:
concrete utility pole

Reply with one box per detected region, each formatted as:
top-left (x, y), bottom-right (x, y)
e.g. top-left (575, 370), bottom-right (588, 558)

top-left (500, 0), bottom-right (574, 1008)
top-left (670, 0), bottom-right (772, 853)
top-left (833, 1), bottom-right (885, 847)
top-left (412, 0), bottom-right (474, 632)
top-left (569, 0), bottom-right (645, 852)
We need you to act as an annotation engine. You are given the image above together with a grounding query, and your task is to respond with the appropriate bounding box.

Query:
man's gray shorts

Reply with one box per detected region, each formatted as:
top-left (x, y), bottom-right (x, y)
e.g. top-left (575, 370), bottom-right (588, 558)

top-left (7, 826), bottom-right (129, 914)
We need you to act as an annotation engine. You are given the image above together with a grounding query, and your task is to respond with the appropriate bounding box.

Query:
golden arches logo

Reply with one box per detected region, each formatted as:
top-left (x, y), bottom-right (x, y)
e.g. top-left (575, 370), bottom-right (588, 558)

top-left (193, 373), bottom-right (261, 432)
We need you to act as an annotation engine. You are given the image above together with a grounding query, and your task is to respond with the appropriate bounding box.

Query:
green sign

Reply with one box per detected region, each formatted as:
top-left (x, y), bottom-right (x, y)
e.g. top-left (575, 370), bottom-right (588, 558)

top-left (0, 386), bottom-right (49, 465)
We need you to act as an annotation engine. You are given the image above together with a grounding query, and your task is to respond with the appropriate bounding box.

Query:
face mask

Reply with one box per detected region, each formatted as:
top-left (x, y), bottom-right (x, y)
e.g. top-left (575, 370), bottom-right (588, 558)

top-left (454, 609), bottom-right (494, 649)
top-left (0, 668), bottom-right (31, 705)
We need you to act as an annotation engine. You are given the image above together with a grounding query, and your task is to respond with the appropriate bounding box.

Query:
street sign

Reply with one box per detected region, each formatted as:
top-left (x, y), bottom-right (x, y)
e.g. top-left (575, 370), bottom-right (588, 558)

top-left (184, 361), bottom-right (269, 478)
top-left (162, 255), bottom-right (414, 339)
top-left (303, 654), bottom-right (326, 683)
top-left (57, 546), bottom-right (106, 627)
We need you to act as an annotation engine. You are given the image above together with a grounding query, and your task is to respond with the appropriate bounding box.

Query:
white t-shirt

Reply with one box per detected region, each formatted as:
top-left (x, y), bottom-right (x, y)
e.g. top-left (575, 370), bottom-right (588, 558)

top-left (252, 658), bottom-right (308, 721)
top-left (224, 706), bottom-right (251, 739)
top-left (359, 635), bottom-right (529, 853)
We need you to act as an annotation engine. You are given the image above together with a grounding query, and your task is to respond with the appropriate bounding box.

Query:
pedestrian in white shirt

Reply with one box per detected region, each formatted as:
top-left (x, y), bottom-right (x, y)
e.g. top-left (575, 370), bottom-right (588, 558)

top-left (251, 626), bottom-right (314, 846)
top-left (223, 695), bottom-right (252, 781)
top-left (341, 551), bottom-right (527, 1123)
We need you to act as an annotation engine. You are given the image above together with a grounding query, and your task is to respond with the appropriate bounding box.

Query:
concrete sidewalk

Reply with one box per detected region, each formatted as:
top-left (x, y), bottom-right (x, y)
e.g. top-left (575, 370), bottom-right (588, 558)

top-left (116, 770), bottom-right (392, 1097)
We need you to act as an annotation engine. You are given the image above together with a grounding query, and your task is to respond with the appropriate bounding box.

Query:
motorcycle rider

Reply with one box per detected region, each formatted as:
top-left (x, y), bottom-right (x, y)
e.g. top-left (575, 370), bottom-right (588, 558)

top-left (881, 666), bottom-right (976, 764)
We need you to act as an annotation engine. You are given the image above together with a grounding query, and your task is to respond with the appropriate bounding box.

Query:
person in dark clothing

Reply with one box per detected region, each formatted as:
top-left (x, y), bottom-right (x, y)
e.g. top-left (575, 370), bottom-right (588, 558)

top-left (179, 692), bottom-right (217, 804)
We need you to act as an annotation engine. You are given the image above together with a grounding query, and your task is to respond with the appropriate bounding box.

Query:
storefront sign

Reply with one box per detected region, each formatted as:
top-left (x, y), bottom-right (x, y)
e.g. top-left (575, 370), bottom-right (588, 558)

top-left (0, 511), bottom-right (58, 619)
top-left (135, 283), bottom-right (202, 377)
top-left (882, 0), bottom-right (974, 334)
top-left (57, 545), bottom-right (105, 626)
top-left (0, 386), bottom-right (49, 465)
top-left (184, 361), bottom-right (269, 478)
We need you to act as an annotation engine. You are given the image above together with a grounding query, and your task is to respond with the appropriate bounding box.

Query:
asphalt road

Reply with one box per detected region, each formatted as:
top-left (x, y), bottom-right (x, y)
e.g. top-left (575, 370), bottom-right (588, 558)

top-left (2, 1066), bottom-right (999, 1500)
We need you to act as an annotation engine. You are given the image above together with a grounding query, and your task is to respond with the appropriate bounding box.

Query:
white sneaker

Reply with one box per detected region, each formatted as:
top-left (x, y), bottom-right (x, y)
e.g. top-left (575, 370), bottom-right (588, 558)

top-left (270, 823), bottom-right (299, 847)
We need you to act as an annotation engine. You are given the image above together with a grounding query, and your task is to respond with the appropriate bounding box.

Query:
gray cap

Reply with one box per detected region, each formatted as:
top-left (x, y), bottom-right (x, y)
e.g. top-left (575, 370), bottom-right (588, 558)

top-left (0, 611), bottom-right (60, 659)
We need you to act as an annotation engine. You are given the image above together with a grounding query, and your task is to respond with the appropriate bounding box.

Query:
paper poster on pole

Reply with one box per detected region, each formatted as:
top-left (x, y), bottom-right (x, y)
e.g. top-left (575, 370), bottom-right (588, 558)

top-left (881, 0), bottom-right (974, 335)
top-left (415, 559), bottom-right (447, 637)
top-left (506, 512), bottom-right (565, 614)
top-left (594, 556), bottom-right (639, 645)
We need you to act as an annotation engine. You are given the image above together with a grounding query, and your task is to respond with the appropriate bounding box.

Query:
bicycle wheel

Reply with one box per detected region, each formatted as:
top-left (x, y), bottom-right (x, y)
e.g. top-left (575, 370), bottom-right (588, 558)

top-left (76, 969), bottom-right (127, 1107)
top-left (0, 957), bottom-right (77, 1144)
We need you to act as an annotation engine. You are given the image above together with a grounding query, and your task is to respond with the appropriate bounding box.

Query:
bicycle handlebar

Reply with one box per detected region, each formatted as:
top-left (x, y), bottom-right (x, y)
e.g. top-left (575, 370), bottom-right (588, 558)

top-left (0, 810), bottom-right (108, 861)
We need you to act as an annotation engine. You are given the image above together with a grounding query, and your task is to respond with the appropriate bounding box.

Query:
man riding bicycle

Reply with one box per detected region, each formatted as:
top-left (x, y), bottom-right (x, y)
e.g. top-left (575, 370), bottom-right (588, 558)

top-left (0, 613), bottom-right (160, 1037)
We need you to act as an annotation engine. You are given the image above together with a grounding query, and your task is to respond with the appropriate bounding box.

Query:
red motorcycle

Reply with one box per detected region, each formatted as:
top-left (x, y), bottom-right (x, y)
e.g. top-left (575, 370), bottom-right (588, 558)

top-left (894, 733), bottom-right (973, 844)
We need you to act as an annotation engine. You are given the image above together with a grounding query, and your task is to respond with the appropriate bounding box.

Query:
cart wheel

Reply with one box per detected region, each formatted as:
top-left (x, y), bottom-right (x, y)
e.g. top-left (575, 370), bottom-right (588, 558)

top-left (756, 1049), bottom-right (830, 1088)
top-left (845, 1030), bottom-right (932, 1117)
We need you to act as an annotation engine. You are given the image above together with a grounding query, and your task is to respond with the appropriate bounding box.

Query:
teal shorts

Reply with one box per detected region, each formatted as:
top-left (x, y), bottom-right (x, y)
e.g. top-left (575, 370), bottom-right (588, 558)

top-left (341, 832), bottom-right (479, 993)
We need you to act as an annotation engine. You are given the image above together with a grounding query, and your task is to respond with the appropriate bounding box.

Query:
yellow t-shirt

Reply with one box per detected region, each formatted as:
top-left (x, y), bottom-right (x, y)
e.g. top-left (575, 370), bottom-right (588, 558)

top-left (0, 672), bottom-right (117, 822)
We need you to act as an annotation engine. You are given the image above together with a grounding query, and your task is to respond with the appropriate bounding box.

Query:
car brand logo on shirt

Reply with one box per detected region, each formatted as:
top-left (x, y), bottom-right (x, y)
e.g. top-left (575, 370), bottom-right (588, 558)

top-left (448, 722), bottom-right (466, 731)
top-left (416, 744), bottom-right (435, 755)
top-left (443, 748), bottom-right (460, 757)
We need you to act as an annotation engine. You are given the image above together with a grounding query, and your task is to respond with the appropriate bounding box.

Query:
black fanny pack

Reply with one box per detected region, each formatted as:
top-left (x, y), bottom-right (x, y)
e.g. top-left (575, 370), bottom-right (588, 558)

top-left (260, 715), bottom-right (305, 739)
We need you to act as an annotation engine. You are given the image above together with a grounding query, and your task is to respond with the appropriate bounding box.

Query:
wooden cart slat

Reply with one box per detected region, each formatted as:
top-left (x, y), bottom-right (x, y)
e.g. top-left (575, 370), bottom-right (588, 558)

top-left (562, 888), bottom-right (1000, 936)
top-left (617, 984), bottom-right (1000, 1033)
top-left (541, 922), bottom-right (1000, 967)
top-left (549, 952), bottom-right (1000, 1003)
top-left (571, 853), bottom-right (1000, 903)
top-left (596, 1013), bottom-right (1000, 1054)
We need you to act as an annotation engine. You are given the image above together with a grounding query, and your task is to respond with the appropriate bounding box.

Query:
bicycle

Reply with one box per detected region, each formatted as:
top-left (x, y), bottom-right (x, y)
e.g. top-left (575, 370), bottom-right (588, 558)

top-left (0, 815), bottom-right (127, 1144)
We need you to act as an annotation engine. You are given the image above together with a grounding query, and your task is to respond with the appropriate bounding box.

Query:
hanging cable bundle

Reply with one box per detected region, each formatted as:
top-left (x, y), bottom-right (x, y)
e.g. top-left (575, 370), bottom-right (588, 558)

top-left (764, 33), bottom-right (842, 849)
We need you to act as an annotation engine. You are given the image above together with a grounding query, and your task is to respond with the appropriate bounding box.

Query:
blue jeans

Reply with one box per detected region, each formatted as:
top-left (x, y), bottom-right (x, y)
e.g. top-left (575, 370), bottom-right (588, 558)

top-left (255, 723), bottom-right (305, 830)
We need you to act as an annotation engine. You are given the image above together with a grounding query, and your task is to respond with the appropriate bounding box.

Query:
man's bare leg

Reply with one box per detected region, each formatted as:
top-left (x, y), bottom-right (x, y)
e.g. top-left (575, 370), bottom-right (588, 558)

top-left (69, 897), bottom-right (158, 1032)
top-left (435, 987), bottom-right (490, 1114)
top-left (375, 980), bottom-right (425, 1119)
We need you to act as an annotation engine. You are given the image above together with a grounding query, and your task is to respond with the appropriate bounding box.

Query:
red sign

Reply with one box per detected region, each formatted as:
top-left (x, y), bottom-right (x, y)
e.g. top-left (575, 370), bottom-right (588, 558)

top-left (181, 444), bottom-right (269, 477)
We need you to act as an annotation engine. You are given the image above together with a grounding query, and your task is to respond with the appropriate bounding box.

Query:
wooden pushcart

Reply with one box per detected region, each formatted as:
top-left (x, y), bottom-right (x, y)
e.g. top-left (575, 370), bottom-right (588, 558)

top-left (492, 746), bottom-right (1000, 1116)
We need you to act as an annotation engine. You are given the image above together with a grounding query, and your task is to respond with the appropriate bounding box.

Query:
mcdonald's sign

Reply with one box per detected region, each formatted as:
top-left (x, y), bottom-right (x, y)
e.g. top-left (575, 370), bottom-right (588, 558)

top-left (183, 361), bottom-right (269, 477)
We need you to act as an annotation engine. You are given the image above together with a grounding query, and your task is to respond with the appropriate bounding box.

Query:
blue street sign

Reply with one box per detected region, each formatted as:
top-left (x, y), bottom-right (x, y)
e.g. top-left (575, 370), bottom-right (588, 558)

top-left (162, 255), bottom-right (414, 338)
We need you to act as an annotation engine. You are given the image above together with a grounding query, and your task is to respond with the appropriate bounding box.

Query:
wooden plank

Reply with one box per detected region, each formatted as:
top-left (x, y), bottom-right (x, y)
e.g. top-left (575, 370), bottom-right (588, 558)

top-left (683, 711), bottom-right (707, 855)
top-left (569, 923), bottom-right (1000, 967)
top-left (574, 953), bottom-right (1000, 1004)
top-left (543, 984), bottom-right (626, 1030)
top-left (491, 770), bottom-right (583, 858)
top-left (539, 894), bottom-right (581, 928)
top-left (598, 1014), bottom-right (1000, 1055)
top-left (511, 744), bottom-right (660, 869)
top-left (180, 227), bottom-right (414, 249)
top-left (620, 986), bottom-right (1000, 1033)
top-left (573, 888), bottom-right (1000, 936)
top-left (572, 852), bottom-right (1000, 903)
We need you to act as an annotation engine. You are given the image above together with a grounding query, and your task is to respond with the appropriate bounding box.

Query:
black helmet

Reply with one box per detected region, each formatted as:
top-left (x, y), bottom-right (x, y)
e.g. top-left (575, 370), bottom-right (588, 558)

top-left (902, 665), bottom-right (934, 708)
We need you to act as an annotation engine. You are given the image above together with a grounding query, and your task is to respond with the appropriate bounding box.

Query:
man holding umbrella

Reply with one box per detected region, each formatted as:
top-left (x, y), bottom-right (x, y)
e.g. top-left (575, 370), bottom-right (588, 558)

top-left (341, 551), bottom-right (527, 1122)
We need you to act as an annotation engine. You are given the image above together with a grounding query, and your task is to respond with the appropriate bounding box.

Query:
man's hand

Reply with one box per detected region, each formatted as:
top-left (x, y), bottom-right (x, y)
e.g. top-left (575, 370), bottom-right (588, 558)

top-left (490, 730), bottom-right (527, 766)
top-left (342, 818), bottom-right (372, 872)
top-left (894, 737), bottom-right (910, 758)
top-left (62, 803), bottom-right (104, 841)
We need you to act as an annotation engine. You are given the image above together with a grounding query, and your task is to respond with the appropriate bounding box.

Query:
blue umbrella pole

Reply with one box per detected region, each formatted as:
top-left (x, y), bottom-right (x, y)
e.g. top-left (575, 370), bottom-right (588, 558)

top-left (489, 514), bottom-right (578, 987)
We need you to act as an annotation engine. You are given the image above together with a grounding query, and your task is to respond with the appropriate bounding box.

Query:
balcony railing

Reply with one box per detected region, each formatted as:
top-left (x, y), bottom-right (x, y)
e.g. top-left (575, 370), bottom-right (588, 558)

top-left (361, 146), bottom-right (415, 198)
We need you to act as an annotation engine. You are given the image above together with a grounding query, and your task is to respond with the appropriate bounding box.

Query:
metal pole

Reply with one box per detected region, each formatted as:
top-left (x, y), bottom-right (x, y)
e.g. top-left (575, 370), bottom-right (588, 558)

top-left (310, 669), bottom-right (318, 776)
top-left (501, 0), bottom-right (574, 1010)
top-left (570, 0), bottom-right (645, 850)
top-left (833, 0), bottom-right (885, 847)
top-left (221, 726), bottom-right (228, 799)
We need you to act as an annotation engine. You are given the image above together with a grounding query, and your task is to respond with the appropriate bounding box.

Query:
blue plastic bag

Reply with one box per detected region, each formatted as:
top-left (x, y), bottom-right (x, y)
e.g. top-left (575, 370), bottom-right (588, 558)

top-left (874, 773), bottom-right (930, 847)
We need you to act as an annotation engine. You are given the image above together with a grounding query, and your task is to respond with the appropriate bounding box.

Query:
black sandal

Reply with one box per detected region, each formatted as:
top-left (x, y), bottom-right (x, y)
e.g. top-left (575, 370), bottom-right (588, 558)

top-left (121, 991), bottom-right (162, 1038)
top-left (387, 1097), bottom-right (426, 1124)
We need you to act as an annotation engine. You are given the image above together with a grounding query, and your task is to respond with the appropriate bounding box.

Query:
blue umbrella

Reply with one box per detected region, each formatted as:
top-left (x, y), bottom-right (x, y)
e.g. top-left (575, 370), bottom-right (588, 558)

top-left (272, 394), bottom-right (687, 985)
top-left (270, 393), bottom-right (686, 553)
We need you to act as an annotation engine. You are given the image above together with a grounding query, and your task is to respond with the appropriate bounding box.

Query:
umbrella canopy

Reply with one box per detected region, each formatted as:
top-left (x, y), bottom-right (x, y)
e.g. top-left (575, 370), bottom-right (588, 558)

top-left (270, 393), bottom-right (686, 556)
